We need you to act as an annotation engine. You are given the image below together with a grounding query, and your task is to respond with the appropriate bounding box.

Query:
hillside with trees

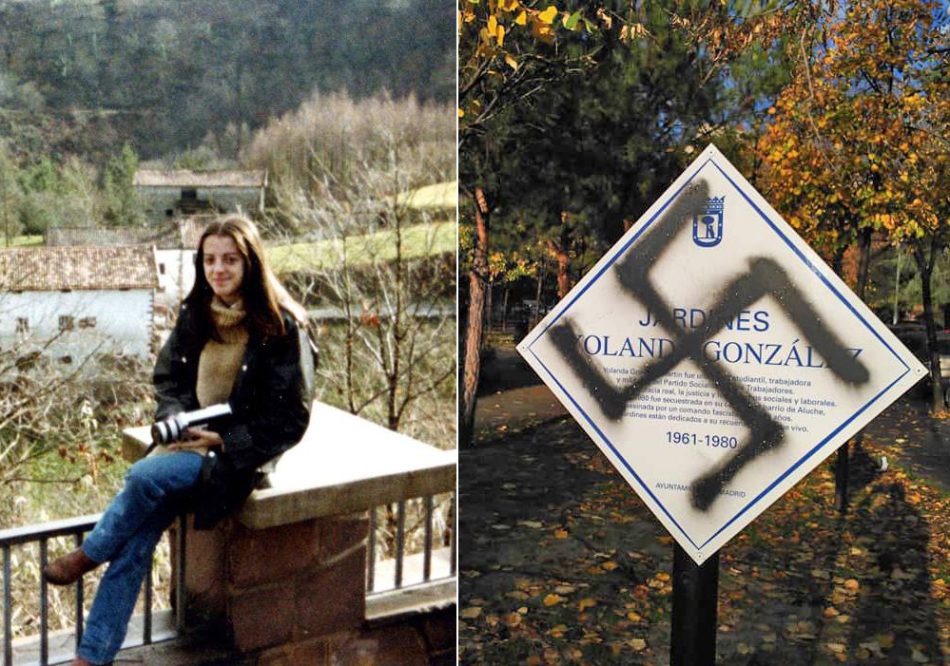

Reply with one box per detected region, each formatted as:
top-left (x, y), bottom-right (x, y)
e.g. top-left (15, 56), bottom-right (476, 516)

top-left (0, 0), bottom-right (454, 163)
top-left (0, 0), bottom-right (455, 239)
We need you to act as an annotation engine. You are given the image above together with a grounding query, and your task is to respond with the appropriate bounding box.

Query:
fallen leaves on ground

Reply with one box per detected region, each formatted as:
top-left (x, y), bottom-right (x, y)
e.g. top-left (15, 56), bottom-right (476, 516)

top-left (460, 397), bottom-right (950, 664)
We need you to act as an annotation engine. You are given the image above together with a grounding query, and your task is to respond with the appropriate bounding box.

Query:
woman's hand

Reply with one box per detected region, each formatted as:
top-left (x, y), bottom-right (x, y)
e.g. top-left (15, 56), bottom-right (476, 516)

top-left (169, 427), bottom-right (225, 452)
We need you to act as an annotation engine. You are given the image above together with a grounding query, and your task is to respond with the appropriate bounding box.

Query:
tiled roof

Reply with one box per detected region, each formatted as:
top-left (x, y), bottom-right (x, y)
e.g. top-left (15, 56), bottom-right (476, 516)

top-left (0, 246), bottom-right (159, 291)
top-left (133, 169), bottom-right (267, 188)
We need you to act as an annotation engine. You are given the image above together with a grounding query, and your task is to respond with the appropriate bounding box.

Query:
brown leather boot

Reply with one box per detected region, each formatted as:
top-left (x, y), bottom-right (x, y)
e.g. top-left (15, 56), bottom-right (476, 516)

top-left (42, 548), bottom-right (99, 586)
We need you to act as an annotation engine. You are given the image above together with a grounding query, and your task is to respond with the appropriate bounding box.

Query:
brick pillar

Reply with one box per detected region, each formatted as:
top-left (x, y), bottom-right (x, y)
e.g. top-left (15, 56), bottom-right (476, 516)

top-left (171, 513), bottom-right (369, 653)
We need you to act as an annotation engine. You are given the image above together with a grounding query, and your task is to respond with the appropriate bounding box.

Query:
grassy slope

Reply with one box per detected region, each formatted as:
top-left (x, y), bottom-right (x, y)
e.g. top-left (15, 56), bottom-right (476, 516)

top-left (267, 220), bottom-right (455, 273)
top-left (389, 181), bottom-right (457, 210)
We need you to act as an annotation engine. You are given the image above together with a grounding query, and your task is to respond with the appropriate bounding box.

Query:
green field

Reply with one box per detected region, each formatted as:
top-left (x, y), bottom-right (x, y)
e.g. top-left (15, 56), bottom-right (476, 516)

top-left (5, 235), bottom-right (44, 248)
top-left (267, 220), bottom-right (455, 273)
top-left (389, 181), bottom-right (457, 210)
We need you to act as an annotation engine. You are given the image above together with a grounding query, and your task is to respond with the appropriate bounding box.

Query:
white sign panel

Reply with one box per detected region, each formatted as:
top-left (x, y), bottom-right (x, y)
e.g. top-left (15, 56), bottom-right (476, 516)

top-left (517, 144), bottom-right (927, 564)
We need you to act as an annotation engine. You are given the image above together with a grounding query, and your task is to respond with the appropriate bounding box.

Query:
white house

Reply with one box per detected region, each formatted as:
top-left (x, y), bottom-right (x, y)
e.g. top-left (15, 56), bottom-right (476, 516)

top-left (0, 246), bottom-right (159, 365)
top-left (134, 169), bottom-right (267, 224)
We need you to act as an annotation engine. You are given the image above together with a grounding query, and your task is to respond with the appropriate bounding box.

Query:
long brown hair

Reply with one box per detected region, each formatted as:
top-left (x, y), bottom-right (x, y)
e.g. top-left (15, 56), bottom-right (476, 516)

top-left (184, 215), bottom-right (307, 341)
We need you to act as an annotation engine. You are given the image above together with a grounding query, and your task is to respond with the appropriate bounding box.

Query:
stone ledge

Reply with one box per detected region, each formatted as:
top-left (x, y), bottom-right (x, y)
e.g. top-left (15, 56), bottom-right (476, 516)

top-left (366, 579), bottom-right (456, 624)
top-left (122, 401), bottom-right (457, 528)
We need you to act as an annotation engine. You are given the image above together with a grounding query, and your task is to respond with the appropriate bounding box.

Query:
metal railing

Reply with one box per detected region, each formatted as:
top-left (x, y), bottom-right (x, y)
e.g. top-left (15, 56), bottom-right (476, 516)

top-left (1, 485), bottom-right (456, 663)
top-left (0, 514), bottom-right (185, 666)
top-left (366, 491), bottom-right (457, 597)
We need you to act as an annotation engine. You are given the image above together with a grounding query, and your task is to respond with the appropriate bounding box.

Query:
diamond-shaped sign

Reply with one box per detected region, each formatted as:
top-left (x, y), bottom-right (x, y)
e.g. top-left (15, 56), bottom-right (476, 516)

top-left (517, 144), bottom-right (927, 564)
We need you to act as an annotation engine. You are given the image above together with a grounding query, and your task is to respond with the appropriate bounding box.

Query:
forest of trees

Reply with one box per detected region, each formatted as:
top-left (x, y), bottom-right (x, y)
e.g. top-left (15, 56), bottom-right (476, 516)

top-left (0, 0), bottom-right (454, 163)
top-left (0, 0), bottom-right (455, 239)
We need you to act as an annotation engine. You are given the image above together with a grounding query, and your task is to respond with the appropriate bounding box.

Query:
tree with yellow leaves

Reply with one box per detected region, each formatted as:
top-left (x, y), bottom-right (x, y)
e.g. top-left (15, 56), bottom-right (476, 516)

top-left (459, 1), bottom-right (597, 149)
top-left (757, 0), bottom-right (949, 413)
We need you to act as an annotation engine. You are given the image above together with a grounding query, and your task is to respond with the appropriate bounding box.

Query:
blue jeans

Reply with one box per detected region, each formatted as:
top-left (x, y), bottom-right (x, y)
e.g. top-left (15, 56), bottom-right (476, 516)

top-left (77, 452), bottom-right (204, 665)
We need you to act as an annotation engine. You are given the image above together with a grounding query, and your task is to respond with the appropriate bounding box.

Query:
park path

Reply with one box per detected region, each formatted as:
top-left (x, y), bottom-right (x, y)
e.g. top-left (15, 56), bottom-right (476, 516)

top-left (863, 395), bottom-right (950, 493)
top-left (473, 346), bottom-right (565, 443)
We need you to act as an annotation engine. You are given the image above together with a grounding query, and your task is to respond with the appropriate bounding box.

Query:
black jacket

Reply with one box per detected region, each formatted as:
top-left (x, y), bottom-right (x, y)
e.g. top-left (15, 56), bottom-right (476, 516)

top-left (153, 302), bottom-right (314, 529)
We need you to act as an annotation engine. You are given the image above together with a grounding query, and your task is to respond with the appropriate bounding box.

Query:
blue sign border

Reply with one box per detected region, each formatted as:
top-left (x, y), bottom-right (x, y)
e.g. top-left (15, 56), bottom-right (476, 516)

top-left (525, 156), bottom-right (912, 551)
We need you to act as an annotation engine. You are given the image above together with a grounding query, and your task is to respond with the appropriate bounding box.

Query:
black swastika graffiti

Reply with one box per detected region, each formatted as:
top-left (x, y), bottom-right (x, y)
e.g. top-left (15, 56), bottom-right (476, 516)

top-left (548, 180), bottom-right (869, 512)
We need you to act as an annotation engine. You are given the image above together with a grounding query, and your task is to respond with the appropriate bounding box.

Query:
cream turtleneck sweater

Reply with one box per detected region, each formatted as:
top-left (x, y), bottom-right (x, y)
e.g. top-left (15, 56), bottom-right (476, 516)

top-left (196, 297), bottom-right (250, 408)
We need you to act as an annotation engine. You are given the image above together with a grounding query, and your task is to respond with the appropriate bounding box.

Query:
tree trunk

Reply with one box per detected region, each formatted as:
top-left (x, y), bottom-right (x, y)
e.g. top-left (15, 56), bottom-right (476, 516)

top-left (386, 208), bottom-right (405, 431)
top-left (546, 238), bottom-right (571, 300)
top-left (555, 248), bottom-right (570, 299)
top-left (834, 227), bottom-right (872, 515)
top-left (459, 188), bottom-right (490, 448)
top-left (831, 244), bottom-right (847, 275)
top-left (485, 280), bottom-right (493, 333)
top-left (534, 265), bottom-right (545, 324)
top-left (912, 236), bottom-right (945, 413)
top-left (855, 227), bottom-right (872, 299)
top-left (502, 287), bottom-right (510, 333)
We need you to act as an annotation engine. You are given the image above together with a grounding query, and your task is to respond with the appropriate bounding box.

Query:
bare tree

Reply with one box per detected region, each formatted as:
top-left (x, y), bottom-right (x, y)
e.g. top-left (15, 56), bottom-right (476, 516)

top-left (266, 136), bottom-right (456, 573)
top-left (269, 138), bottom-right (456, 443)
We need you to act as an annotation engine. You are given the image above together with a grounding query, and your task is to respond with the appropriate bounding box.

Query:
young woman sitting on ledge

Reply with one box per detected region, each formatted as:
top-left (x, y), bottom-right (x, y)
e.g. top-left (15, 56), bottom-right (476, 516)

top-left (42, 215), bottom-right (314, 666)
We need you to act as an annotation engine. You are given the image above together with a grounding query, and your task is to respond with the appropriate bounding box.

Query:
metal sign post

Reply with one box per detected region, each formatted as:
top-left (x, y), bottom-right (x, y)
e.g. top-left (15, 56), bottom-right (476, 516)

top-left (671, 544), bottom-right (719, 665)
